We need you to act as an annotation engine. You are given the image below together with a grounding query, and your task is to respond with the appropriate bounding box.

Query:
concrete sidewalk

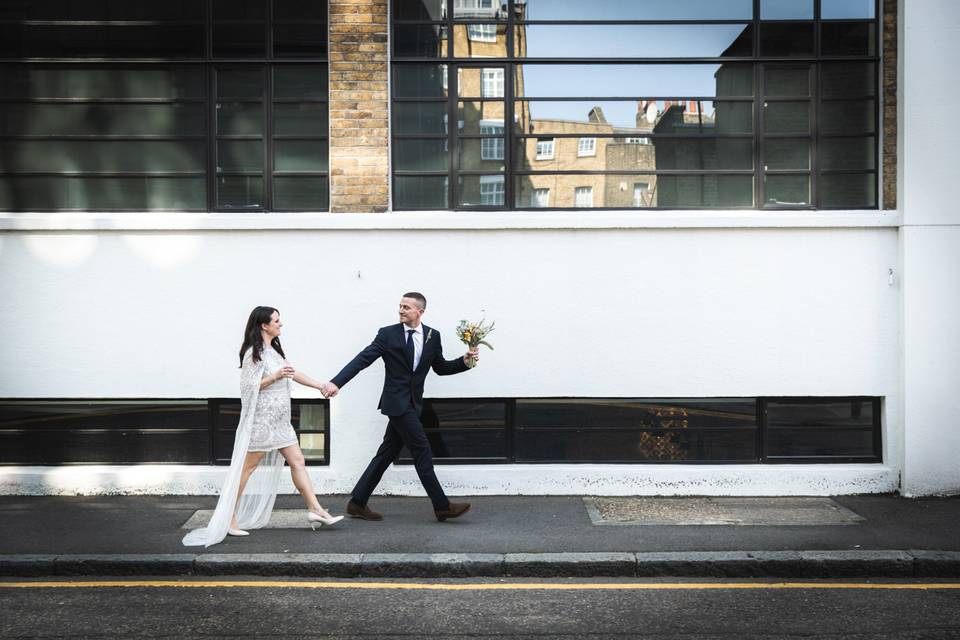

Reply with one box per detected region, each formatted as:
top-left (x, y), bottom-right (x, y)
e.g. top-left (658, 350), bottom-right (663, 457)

top-left (2, 494), bottom-right (959, 578)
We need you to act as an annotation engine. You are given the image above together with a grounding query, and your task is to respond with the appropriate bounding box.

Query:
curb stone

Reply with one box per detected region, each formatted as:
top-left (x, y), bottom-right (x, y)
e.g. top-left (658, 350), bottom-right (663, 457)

top-left (195, 553), bottom-right (362, 578)
top-left (505, 552), bottom-right (637, 577)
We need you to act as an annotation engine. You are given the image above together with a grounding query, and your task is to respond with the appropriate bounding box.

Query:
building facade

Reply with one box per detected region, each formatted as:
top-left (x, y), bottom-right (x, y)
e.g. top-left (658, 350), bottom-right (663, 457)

top-left (1, 0), bottom-right (958, 498)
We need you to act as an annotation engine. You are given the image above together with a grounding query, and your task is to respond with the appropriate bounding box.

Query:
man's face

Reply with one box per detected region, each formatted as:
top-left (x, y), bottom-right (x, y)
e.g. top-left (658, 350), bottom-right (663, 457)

top-left (399, 297), bottom-right (425, 327)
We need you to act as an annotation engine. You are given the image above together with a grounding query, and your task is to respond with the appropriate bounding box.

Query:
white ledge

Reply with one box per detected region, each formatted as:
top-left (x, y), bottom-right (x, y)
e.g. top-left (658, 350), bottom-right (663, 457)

top-left (0, 210), bottom-right (901, 231)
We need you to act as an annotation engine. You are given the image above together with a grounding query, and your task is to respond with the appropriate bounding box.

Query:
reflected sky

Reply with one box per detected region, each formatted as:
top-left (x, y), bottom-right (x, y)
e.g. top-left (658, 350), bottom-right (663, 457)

top-left (520, 0), bottom-right (753, 21)
top-left (523, 24), bottom-right (751, 58)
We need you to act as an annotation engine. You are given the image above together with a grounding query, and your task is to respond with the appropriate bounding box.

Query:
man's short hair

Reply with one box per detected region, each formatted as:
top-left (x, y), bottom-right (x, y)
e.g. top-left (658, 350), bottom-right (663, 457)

top-left (402, 292), bottom-right (427, 309)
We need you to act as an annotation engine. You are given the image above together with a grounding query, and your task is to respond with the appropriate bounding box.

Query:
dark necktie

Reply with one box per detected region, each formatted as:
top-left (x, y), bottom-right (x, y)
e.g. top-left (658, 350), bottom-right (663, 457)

top-left (406, 329), bottom-right (416, 370)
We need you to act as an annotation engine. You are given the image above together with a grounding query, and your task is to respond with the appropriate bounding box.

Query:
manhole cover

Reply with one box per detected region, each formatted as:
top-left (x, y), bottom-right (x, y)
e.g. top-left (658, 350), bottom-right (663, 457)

top-left (584, 497), bottom-right (865, 526)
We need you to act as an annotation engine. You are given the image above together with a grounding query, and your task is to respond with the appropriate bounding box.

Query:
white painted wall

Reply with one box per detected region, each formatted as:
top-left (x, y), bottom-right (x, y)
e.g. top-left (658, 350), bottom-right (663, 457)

top-left (899, 0), bottom-right (960, 496)
top-left (0, 224), bottom-right (900, 495)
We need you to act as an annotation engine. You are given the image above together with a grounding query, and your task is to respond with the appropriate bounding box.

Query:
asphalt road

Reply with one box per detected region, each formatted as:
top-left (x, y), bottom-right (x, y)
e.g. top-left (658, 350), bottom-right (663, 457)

top-left (2, 578), bottom-right (960, 639)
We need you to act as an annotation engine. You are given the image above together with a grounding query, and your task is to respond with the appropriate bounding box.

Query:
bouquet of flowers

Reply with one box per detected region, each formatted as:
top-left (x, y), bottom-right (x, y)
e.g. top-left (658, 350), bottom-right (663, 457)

top-left (456, 319), bottom-right (495, 368)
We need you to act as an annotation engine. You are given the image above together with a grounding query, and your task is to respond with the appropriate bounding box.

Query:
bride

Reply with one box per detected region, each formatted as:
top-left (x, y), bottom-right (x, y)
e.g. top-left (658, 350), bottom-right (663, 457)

top-left (183, 306), bottom-right (343, 547)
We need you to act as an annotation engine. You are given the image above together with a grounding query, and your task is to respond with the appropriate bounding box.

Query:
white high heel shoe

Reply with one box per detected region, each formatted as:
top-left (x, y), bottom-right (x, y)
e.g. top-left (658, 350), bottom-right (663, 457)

top-left (308, 511), bottom-right (344, 530)
top-left (227, 527), bottom-right (249, 537)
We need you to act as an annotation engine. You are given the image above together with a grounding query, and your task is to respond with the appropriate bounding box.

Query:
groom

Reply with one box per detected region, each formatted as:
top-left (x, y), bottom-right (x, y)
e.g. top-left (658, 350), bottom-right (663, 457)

top-left (321, 293), bottom-right (478, 522)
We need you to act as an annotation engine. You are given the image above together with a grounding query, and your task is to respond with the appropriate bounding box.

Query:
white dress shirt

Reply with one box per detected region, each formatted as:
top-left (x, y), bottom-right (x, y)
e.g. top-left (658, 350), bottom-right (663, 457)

top-left (404, 323), bottom-right (424, 370)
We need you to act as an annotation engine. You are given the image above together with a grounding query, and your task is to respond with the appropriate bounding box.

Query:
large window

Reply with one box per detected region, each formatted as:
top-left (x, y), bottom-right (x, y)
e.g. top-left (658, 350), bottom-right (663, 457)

top-left (0, 399), bottom-right (329, 465)
top-left (0, 1), bottom-right (329, 212)
top-left (391, 0), bottom-right (880, 210)
top-left (400, 397), bottom-right (882, 464)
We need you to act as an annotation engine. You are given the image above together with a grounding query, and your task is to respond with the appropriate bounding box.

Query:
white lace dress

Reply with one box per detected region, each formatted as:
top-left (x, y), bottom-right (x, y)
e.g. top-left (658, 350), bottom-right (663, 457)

top-left (248, 347), bottom-right (299, 452)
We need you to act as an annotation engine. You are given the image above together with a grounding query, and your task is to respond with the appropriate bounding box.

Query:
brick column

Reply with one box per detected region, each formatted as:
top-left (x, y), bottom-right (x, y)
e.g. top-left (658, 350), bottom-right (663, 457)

top-left (328, 0), bottom-right (390, 212)
top-left (882, 0), bottom-right (897, 210)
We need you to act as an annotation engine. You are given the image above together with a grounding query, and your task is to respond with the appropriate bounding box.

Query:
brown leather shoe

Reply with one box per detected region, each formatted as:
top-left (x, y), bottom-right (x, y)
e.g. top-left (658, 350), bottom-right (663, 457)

top-left (346, 500), bottom-right (383, 521)
top-left (434, 502), bottom-right (471, 522)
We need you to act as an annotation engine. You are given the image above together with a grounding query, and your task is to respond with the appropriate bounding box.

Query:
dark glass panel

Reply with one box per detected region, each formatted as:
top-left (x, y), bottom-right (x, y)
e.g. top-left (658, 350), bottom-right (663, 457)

top-left (217, 68), bottom-right (265, 99)
top-left (394, 24), bottom-right (447, 58)
top-left (273, 176), bottom-right (329, 210)
top-left (764, 174), bottom-right (810, 205)
top-left (652, 139), bottom-right (754, 171)
top-left (515, 429), bottom-right (757, 462)
top-left (274, 140), bottom-right (329, 172)
top-left (394, 175), bottom-right (448, 208)
top-left (213, 0), bottom-right (267, 20)
top-left (217, 175), bottom-right (265, 208)
top-left (0, 401), bottom-right (209, 430)
top-left (217, 140), bottom-right (263, 171)
top-left (819, 173), bottom-right (876, 208)
top-left (764, 138), bottom-right (810, 170)
top-left (0, 104), bottom-right (205, 136)
top-left (821, 63), bottom-right (876, 97)
top-left (759, 23), bottom-right (814, 57)
top-left (516, 399), bottom-right (758, 429)
top-left (0, 431), bottom-right (209, 464)
top-left (518, 64), bottom-right (754, 99)
top-left (0, 140), bottom-right (205, 172)
top-left (424, 400), bottom-right (508, 428)
top-left (275, 0), bottom-right (328, 20)
top-left (394, 102), bottom-right (448, 134)
top-left (393, 64), bottom-right (448, 98)
top-left (217, 103), bottom-right (264, 135)
top-left (519, 0), bottom-right (753, 20)
top-left (764, 101), bottom-right (809, 134)
top-left (649, 174), bottom-right (755, 207)
top-left (458, 174), bottom-right (505, 206)
top-left (399, 429), bottom-right (507, 460)
top-left (0, 177), bottom-right (206, 210)
top-left (274, 104), bottom-right (329, 136)
top-left (0, 0), bottom-right (205, 20)
top-left (521, 25), bottom-right (753, 59)
top-left (2, 66), bottom-right (205, 99)
top-left (274, 65), bottom-right (328, 98)
top-left (821, 100), bottom-right (875, 134)
top-left (764, 66), bottom-right (811, 97)
top-left (1, 25), bottom-right (205, 58)
top-left (393, 0), bottom-right (445, 20)
top-left (820, 136), bottom-right (876, 170)
top-left (274, 24), bottom-right (329, 58)
top-left (394, 138), bottom-right (448, 171)
top-left (821, 0), bottom-right (876, 19)
top-left (760, 0), bottom-right (813, 19)
top-left (821, 22), bottom-right (876, 56)
top-left (765, 428), bottom-right (876, 458)
top-left (213, 23), bottom-right (267, 58)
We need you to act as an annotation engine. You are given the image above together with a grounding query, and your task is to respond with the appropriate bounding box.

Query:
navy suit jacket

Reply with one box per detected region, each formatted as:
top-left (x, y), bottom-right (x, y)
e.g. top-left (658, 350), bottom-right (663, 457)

top-left (331, 323), bottom-right (468, 417)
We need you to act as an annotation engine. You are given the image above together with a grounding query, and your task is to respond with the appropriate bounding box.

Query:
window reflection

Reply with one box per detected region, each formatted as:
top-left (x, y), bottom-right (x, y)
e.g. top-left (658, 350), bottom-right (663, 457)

top-left (520, 0), bottom-right (753, 21)
top-left (521, 25), bottom-right (753, 59)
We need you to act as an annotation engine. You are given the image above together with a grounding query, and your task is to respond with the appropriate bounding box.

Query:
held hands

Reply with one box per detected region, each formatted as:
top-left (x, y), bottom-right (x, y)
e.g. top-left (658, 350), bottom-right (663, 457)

top-left (319, 381), bottom-right (339, 398)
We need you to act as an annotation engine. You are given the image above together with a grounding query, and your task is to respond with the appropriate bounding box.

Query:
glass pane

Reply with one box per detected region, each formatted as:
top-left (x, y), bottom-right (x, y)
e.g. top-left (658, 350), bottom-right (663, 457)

top-left (217, 175), bottom-right (264, 208)
top-left (765, 399), bottom-right (876, 454)
top-left (274, 140), bottom-right (329, 172)
top-left (274, 103), bottom-right (329, 136)
top-left (274, 176), bottom-right (329, 210)
top-left (213, 0), bottom-right (266, 20)
top-left (0, 176), bottom-right (205, 210)
top-left (764, 174), bottom-right (810, 206)
top-left (459, 67), bottom-right (505, 98)
top-left (1, 25), bottom-right (205, 58)
top-left (0, 104), bottom-right (205, 136)
top-left (393, 64), bottom-right (447, 98)
top-left (217, 68), bottom-right (264, 99)
top-left (654, 139), bottom-right (753, 170)
top-left (822, 0), bottom-right (876, 19)
top-left (394, 175), bottom-right (448, 208)
top-left (217, 103), bottom-right (264, 135)
top-left (520, 25), bottom-right (753, 58)
top-left (821, 63), bottom-right (876, 97)
top-left (0, 141), bottom-right (204, 172)
top-left (821, 100), bottom-right (875, 134)
top-left (394, 139), bottom-right (448, 171)
top-left (520, 100), bottom-right (750, 134)
top-left (399, 428), bottom-right (507, 459)
top-left (460, 138), bottom-right (505, 169)
top-left (453, 24), bottom-right (506, 56)
top-left (764, 66), bottom-right (811, 97)
top-left (0, 1), bottom-right (205, 20)
top-left (393, 0), bottom-right (445, 20)
top-left (819, 136), bottom-right (876, 170)
top-left (517, 64), bottom-right (754, 99)
top-left (458, 174), bottom-right (505, 206)
top-left (458, 102), bottom-right (507, 134)
top-left (656, 174), bottom-right (754, 207)
top-left (764, 101), bottom-right (809, 134)
top-left (3, 66), bottom-right (205, 99)
top-left (217, 140), bottom-right (263, 172)
top-left (425, 400), bottom-right (508, 427)
top-left (519, 0), bottom-right (753, 20)
top-left (299, 432), bottom-right (327, 460)
top-left (760, 0), bottom-right (813, 19)
top-left (453, 0), bottom-right (506, 19)
top-left (819, 173), bottom-right (876, 208)
top-left (766, 428), bottom-right (876, 458)
top-left (516, 175), bottom-right (660, 208)
top-left (821, 22), bottom-right (876, 56)
top-left (275, 0), bottom-right (328, 20)
top-left (274, 24), bottom-right (328, 58)
top-left (764, 139), bottom-right (810, 170)
top-left (213, 23), bottom-right (266, 57)
top-left (394, 102), bottom-right (447, 134)
top-left (516, 429), bottom-right (757, 462)
top-left (394, 24), bottom-right (447, 57)
top-left (275, 65), bottom-right (328, 99)
top-left (759, 23), bottom-right (814, 57)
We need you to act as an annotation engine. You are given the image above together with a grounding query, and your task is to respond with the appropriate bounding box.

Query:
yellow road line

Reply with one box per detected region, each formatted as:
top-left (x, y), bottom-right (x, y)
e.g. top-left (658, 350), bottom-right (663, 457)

top-left (1, 581), bottom-right (959, 591)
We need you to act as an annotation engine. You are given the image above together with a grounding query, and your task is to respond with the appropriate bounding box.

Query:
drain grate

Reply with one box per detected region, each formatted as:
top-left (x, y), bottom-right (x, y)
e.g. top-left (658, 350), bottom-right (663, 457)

top-left (584, 497), bottom-right (865, 526)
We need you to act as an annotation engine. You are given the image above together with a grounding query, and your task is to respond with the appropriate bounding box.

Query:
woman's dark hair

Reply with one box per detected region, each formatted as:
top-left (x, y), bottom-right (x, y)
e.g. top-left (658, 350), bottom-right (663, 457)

top-left (239, 306), bottom-right (286, 366)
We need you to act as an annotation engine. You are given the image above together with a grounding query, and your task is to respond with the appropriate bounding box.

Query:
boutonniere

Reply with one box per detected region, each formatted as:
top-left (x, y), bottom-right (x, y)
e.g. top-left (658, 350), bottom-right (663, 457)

top-left (425, 328), bottom-right (434, 344)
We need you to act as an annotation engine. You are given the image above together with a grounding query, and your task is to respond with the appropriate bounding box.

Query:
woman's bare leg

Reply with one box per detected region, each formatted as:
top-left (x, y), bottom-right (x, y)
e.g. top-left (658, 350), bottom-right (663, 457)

top-left (278, 443), bottom-right (330, 516)
top-left (232, 451), bottom-right (266, 528)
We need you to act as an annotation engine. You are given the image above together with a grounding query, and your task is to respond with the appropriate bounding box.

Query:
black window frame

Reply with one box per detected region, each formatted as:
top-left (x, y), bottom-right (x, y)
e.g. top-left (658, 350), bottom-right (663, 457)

top-left (391, 0), bottom-right (880, 210)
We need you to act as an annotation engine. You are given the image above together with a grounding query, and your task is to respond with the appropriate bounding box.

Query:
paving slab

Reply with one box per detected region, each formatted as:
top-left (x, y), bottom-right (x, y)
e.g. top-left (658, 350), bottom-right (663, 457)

top-left (585, 497), bottom-right (865, 526)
